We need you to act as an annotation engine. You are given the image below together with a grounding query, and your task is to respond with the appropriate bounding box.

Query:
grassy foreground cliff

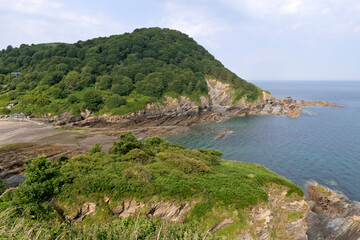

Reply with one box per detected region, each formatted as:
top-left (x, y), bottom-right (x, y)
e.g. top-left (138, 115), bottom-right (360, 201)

top-left (0, 28), bottom-right (261, 117)
top-left (0, 133), bottom-right (306, 239)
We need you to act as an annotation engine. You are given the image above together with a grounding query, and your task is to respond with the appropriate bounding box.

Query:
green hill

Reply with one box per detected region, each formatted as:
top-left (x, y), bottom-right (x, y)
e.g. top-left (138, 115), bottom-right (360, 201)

top-left (0, 133), bottom-right (304, 239)
top-left (0, 28), bottom-right (261, 116)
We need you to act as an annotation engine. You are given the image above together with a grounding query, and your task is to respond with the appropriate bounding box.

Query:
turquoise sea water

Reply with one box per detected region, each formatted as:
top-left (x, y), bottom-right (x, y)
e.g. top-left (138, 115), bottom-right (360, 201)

top-left (167, 81), bottom-right (360, 201)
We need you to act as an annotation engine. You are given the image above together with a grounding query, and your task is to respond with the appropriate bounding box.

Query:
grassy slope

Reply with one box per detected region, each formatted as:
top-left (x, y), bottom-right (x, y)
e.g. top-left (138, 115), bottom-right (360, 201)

top-left (0, 133), bottom-right (303, 239)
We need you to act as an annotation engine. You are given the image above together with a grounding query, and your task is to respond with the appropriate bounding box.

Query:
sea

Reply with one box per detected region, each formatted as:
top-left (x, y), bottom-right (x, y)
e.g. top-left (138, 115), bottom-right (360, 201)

top-left (167, 81), bottom-right (360, 201)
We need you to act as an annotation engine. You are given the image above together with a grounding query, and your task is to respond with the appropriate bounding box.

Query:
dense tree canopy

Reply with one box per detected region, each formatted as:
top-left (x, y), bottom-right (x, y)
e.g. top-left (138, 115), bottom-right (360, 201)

top-left (0, 27), bottom-right (261, 116)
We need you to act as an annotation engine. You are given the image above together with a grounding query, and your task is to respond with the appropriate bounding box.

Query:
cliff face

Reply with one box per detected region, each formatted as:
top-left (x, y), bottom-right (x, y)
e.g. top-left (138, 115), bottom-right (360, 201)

top-left (306, 184), bottom-right (360, 240)
top-left (206, 78), bottom-right (302, 118)
top-left (57, 184), bottom-right (309, 239)
top-left (52, 79), bottom-right (340, 128)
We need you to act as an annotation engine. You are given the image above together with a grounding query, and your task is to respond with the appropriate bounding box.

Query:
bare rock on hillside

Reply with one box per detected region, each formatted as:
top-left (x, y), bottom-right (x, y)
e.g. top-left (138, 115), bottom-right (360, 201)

top-left (306, 184), bottom-right (360, 240)
top-left (147, 201), bottom-right (192, 222)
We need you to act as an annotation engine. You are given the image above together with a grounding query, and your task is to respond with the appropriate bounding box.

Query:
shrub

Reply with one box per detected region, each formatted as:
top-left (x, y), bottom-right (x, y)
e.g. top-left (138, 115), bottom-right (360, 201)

top-left (50, 87), bottom-right (66, 99)
top-left (109, 132), bottom-right (143, 155)
top-left (0, 108), bottom-right (10, 115)
top-left (105, 94), bottom-right (126, 109)
top-left (144, 136), bottom-right (168, 148)
top-left (68, 94), bottom-right (79, 104)
top-left (12, 155), bottom-right (62, 206)
top-left (123, 149), bottom-right (151, 164)
top-left (89, 143), bottom-right (103, 155)
top-left (57, 155), bottom-right (69, 165)
top-left (122, 166), bottom-right (152, 182)
top-left (83, 89), bottom-right (103, 111)
top-left (198, 148), bottom-right (222, 166)
top-left (157, 152), bottom-right (211, 174)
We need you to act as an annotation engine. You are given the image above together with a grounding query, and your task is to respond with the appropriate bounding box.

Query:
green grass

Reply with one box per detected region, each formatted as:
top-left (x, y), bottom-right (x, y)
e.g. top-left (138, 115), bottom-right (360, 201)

top-left (0, 133), bottom-right (304, 239)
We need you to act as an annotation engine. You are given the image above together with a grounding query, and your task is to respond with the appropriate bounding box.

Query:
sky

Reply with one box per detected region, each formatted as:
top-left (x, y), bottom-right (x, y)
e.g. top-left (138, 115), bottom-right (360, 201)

top-left (0, 0), bottom-right (359, 81)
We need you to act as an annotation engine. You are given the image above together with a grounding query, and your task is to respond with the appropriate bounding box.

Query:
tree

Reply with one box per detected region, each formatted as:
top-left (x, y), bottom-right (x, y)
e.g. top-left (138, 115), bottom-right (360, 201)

top-left (109, 132), bottom-right (143, 155)
top-left (64, 71), bottom-right (81, 91)
top-left (111, 76), bottom-right (133, 96)
top-left (50, 87), bottom-right (66, 99)
top-left (105, 94), bottom-right (126, 109)
top-left (97, 75), bottom-right (112, 90)
top-left (13, 155), bottom-right (62, 206)
top-left (83, 89), bottom-right (103, 111)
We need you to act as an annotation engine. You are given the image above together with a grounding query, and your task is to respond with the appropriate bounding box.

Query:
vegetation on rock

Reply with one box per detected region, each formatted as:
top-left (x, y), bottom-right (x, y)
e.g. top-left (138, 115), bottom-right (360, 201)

top-left (0, 28), bottom-right (261, 116)
top-left (0, 133), bottom-right (303, 239)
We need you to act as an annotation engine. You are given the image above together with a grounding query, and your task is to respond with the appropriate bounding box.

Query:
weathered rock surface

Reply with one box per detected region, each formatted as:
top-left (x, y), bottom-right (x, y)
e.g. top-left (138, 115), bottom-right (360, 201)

top-left (48, 79), bottom-right (341, 129)
top-left (147, 201), bottom-right (192, 222)
top-left (306, 184), bottom-right (360, 240)
top-left (71, 202), bottom-right (97, 222)
top-left (237, 184), bottom-right (309, 240)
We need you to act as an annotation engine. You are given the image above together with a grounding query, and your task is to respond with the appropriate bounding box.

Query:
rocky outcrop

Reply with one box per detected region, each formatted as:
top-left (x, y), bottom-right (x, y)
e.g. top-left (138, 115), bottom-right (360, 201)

top-left (237, 184), bottom-right (309, 240)
top-left (70, 202), bottom-right (97, 222)
top-left (206, 78), bottom-right (304, 118)
top-left (306, 184), bottom-right (360, 240)
top-left (298, 101), bottom-right (343, 108)
top-left (147, 201), bottom-right (192, 222)
top-left (51, 79), bottom-right (342, 128)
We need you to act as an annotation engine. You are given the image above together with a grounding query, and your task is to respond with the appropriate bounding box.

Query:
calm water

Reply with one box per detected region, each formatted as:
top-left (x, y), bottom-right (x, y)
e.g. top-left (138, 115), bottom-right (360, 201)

top-left (167, 81), bottom-right (360, 201)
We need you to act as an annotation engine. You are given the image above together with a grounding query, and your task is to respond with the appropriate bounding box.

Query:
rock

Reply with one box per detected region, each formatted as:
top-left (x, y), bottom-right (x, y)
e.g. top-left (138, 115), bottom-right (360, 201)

top-left (112, 199), bottom-right (145, 219)
top-left (210, 218), bottom-right (234, 233)
top-left (237, 184), bottom-right (309, 240)
top-left (6, 103), bottom-right (16, 109)
top-left (72, 202), bottom-right (97, 222)
top-left (80, 109), bottom-right (93, 119)
top-left (306, 184), bottom-right (360, 240)
top-left (147, 201), bottom-right (192, 222)
top-left (308, 184), bottom-right (360, 218)
top-left (4, 174), bottom-right (25, 188)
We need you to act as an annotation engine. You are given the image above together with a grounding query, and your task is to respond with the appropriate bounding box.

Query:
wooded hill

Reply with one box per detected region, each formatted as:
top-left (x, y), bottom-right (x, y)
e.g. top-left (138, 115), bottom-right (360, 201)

top-left (0, 28), bottom-right (261, 116)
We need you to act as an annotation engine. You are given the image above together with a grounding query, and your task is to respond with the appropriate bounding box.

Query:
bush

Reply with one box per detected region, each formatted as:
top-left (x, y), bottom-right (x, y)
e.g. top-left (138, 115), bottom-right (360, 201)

top-left (8, 90), bottom-right (19, 100)
top-left (83, 89), bottom-right (103, 111)
top-left (105, 94), bottom-right (126, 109)
top-left (123, 149), bottom-right (151, 164)
top-left (144, 136), bottom-right (168, 148)
top-left (122, 166), bottom-right (152, 182)
top-left (198, 148), bottom-right (222, 165)
top-left (50, 87), bottom-right (66, 99)
top-left (68, 94), bottom-right (79, 104)
top-left (109, 132), bottom-right (143, 155)
top-left (0, 108), bottom-right (10, 115)
top-left (89, 143), bottom-right (103, 155)
top-left (12, 155), bottom-right (62, 206)
top-left (156, 152), bottom-right (211, 174)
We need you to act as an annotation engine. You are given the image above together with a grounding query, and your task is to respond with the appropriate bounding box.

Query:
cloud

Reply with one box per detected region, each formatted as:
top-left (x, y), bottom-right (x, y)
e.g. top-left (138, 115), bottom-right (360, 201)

top-left (221, 0), bottom-right (360, 36)
top-left (161, 1), bottom-right (229, 38)
top-left (0, 0), bottom-right (124, 48)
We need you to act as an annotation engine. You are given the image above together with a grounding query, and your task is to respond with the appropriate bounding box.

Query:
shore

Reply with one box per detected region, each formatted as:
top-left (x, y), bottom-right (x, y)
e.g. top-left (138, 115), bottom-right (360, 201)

top-left (0, 120), bottom-right (188, 151)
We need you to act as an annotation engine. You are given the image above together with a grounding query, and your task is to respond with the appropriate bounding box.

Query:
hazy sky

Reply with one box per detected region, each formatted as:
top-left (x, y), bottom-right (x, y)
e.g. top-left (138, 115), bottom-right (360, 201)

top-left (0, 0), bottom-right (359, 80)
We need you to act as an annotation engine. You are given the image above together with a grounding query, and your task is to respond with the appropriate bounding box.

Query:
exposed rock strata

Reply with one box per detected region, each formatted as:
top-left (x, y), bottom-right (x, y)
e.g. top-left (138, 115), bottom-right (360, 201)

top-left (62, 185), bottom-right (308, 239)
top-left (237, 184), bottom-right (309, 240)
top-left (306, 184), bottom-right (360, 240)
top-left (53, 79), bottom-right (341, 128)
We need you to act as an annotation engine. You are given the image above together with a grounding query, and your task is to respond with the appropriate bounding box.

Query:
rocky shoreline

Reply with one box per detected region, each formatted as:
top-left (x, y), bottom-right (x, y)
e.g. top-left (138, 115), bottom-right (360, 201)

top-left (0, 142), bottom-right (359, 239)
top-left (45, 79), bottom-right (342, 131)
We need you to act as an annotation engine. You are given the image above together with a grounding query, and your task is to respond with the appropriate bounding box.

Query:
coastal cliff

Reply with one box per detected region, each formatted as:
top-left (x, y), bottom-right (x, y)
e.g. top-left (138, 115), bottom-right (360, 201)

top-left (51, 79), bottom-right (341, 128)
top-left (306, 184), bottom-right (360, 240)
